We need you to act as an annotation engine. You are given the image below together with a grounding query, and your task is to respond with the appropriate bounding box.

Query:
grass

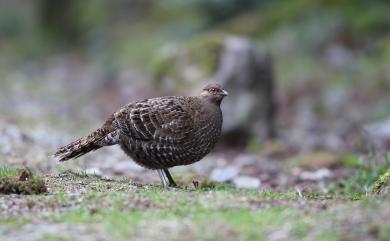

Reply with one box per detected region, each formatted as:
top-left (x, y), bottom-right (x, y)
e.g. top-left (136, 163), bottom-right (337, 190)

top-left (0, 166), bottom-right (20, 177)
top-left (321, 153), bottom-right (390, 199)
top-left (0, 170), bottom-right (389, 241)
top-left (5, 195), bottom-right (388, 241)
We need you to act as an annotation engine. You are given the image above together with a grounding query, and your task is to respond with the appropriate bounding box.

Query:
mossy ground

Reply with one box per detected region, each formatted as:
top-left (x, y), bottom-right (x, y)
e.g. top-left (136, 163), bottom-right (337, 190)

top-left (372, 169), bottom-right (390, 196)
top-left (0, 168), bottom-right (46, 195)
top-left (1, 168), bottom-right (389, 241)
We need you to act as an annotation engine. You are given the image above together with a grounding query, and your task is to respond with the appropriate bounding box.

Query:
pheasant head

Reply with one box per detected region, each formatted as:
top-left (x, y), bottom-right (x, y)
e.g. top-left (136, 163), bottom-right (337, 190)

top-left (200, 83), bottom-right (228, 105)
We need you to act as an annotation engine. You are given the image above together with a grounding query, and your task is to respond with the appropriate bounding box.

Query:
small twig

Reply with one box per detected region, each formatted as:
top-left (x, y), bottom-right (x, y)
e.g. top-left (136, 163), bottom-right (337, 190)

top-left (295, 186), bottom-right (303, 198)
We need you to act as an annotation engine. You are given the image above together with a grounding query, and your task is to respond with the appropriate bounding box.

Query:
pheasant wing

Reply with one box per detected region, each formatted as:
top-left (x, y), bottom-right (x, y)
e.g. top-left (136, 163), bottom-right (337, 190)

top-left (113, 98), bottom-right (194, 143)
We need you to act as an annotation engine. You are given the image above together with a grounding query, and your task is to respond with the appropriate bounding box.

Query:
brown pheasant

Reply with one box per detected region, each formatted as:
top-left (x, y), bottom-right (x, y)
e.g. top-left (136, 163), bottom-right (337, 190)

top-left (54, 83), bottom-right (228, 188)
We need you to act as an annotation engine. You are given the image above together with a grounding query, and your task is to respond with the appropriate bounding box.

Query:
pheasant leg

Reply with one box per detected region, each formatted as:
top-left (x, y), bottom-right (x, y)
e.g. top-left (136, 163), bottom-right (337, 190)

top-left (157, 169), bottom-right (169, 189)
top-left (163, 169), bottom-right (177, 187)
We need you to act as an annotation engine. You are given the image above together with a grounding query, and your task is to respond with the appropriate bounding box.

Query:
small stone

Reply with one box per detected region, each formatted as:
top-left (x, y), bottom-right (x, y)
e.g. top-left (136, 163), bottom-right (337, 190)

top-left (364, 118), bottom-right (390, 149)
top-left (232, 176), bottom-right (261, 189)
top-left (234, 155), bottom-right (258, 167)
top-left (268, 229), bottom-right (289, 241)
top-left (299, 168), bottom-right (333, 181)
top-left (85, 167), bottom-right (103, 177)
top-left (210, 166), bottom-right (239, 182)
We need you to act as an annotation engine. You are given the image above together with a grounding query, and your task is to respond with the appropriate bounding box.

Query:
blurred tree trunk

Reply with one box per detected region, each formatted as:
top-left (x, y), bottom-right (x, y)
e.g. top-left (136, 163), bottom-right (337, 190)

top-left (213, 37), bottom-right (276, 145)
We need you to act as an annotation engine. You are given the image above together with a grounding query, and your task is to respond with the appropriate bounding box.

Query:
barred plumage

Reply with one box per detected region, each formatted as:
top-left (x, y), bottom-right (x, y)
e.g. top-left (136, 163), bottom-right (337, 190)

top-left (54, 83), bottom-right (228, 188)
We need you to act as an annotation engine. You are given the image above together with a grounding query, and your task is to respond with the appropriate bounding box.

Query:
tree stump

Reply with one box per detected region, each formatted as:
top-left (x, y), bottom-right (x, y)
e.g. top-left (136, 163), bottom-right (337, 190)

top-left (213, 37), bottom-right (276, 146)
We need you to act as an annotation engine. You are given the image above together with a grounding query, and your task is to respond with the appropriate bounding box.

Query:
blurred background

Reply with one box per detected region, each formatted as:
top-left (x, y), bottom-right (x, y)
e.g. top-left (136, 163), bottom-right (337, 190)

top-left (0, 0), bottom-right (389, 191)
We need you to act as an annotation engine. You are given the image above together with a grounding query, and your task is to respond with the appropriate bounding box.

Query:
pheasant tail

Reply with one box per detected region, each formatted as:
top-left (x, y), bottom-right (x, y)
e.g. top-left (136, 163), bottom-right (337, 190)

top-left (54, 115), bottom-right (118, 162)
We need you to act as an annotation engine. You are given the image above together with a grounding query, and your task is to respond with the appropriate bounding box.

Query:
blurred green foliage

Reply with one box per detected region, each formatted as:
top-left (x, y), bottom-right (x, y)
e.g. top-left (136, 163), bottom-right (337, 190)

top-left (150, 32), bottom-right (225, 82)
top-left (0, 0), bottom-right (388, 64)
top-left (330, 154), bottom-right (390, 198)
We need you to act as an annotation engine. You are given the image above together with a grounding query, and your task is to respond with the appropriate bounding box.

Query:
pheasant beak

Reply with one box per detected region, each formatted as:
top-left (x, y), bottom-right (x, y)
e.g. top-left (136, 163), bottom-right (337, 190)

top-left (220, 89), bottom-right (228, 96)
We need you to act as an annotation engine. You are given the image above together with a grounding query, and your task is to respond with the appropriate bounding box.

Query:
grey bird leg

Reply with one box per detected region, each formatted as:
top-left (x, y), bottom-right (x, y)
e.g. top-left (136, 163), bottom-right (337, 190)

top-left (157, 169), bottom-right (169, 189)
top-left (163, 169), bottom-right (177, 187)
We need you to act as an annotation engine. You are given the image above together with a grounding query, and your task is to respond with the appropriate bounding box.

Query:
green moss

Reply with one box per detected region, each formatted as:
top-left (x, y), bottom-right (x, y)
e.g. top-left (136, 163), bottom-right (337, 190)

top-left (186, 33), bottom-right (225, 75)
top-left (339, 154), bottom-right (363, 168)
top-left (0, 167), bottom-right (47, 195)
top-left (149, 32), bottom-right (225, 83)
top-left (258, 190), bottom-right (299, 200)
top-left (34, 235), bottom-right (74, 241)
top-left (213, 0), bottom-right (390, 38)
top-left (372, 169), bottom-right (390, 195)
top-left (197, 179), bottom-right (218, 189)
top-left (329, 153), bottom-right (390, 198)
top-left (246, 137), bottom-right (263, 153)
top-left (0, 166), bottom-right (20, 177)
top-left (148, 44), bottom-right (180, 81)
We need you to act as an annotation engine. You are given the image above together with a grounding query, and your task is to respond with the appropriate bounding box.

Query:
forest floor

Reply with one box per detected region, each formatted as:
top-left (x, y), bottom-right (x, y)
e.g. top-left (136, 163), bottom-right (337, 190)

top-left (0, 52), bottom-right (389, 241)
top-left (1, 169), bottom-right (389, 241)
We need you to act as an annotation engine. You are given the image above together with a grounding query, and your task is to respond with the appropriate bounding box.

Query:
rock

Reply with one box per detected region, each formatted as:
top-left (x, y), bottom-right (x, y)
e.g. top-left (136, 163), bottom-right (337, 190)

top-left (191, 155), bottom-right (226, 175)
top-left (210, 166), bottom-right (239, 182)
top-left (0, 124), bottom-right (29, 156)
top-left (234, 155), bottom-right (258, 167)
top-left (150, 33), bottom-right (225, 94)
top-left (268, 229), bottom-right (289, 241)
top-left (290, 151), bottom-right (339, 170)
top-left (1, 124), bottom-right (29, 144)
top-left (364, 118), bottom-right (390, 149)
top-left (232, 176), bottom-right (261, 189)
top-left (323, 44), bottom-right (355, 69)
top-left (214, 36), bottom-right (276, 141)
top-left (371, 169), bottom-right (390, 196)
top-left (299, 168), bottom-right (333, 181)
top-left (85, 167), bottom-right (103, 177)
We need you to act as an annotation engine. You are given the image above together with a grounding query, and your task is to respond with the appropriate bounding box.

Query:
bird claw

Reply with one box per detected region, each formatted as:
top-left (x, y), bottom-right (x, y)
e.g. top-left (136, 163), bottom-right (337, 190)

top-left (157, 169), bottom-right (180, 190)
